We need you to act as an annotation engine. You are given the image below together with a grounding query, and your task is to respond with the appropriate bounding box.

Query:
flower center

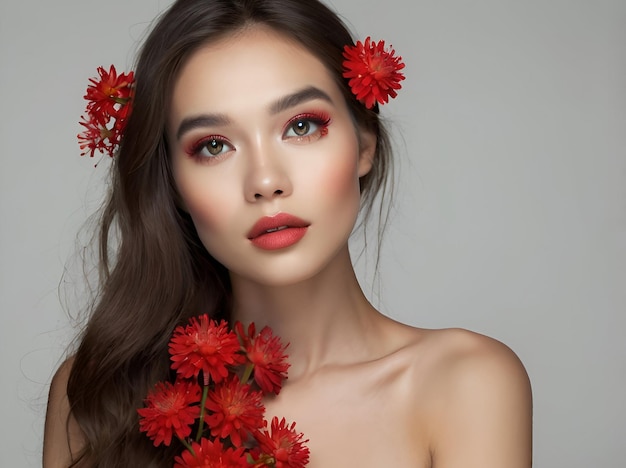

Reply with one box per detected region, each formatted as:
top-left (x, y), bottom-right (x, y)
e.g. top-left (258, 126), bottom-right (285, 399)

top-left (200, 343), bottom-right (218, 355)
top-left (275, 447), bottom-right (289, 462)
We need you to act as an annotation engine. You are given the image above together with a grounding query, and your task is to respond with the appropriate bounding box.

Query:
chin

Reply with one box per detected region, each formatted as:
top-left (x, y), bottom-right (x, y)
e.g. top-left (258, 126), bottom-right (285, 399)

top-left (227, 245), bottom-right (348, 289)
top-left (231, 262), bottom-right (325, 288)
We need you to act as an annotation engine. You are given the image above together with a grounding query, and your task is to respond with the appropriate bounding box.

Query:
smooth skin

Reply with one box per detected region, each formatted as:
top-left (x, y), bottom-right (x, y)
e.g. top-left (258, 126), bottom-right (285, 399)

top-left (44, 26), bottom-right (532, 467)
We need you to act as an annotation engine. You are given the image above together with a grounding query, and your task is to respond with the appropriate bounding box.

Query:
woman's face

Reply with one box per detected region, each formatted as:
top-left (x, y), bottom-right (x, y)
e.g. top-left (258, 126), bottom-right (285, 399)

top-left (169, 26), bottom-right (374, 286)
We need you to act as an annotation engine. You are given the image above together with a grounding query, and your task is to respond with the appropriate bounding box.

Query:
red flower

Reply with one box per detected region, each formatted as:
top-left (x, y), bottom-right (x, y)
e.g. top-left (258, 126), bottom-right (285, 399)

top-left (138, 380), bottom-right (201, 447)
top-left (173, 438), bottom-right (249, 468)
top-left (84, 65), bottom-right (134, 116)
top-left (77, 115), bottom-right (113, 158)
top-left (236, 322), bottom-right (290, 394)
top-left (342, 37), bottom-right (405, 109)
top-left (205, 376), bottom-right (265, 447)
top-left (78, 65), bottom-right (134, 158)
top-left (253, 417), bottom-right (309, 468)
top-left (169, 315), bottom-right (245, 386)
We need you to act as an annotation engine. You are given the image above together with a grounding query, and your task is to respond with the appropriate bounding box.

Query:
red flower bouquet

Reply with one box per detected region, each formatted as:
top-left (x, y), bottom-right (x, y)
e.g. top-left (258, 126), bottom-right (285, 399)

top-left (138, 314), bottom-right (309, 467)
top-left (78, 65), bottom-right (134, 158)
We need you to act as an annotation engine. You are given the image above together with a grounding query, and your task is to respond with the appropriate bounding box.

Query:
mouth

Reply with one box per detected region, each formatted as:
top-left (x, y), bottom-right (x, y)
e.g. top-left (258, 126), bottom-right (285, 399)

top-left (247, 213), bottom-right (310, 250)
top-left (265, 225), bottom-right (289, 233)
top-left (247, 213), bottom-right (310, 239)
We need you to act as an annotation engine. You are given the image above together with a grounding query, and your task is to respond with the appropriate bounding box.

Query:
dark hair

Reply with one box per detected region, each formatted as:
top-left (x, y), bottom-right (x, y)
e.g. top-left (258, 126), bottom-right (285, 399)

top-left (66, 0), bottom-right (393, 465)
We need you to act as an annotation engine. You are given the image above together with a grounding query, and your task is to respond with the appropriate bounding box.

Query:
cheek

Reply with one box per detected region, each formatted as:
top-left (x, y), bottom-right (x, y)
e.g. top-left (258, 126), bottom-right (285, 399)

top-left (322, 159), bottom-right (360, 202)
top-left (175, 170), bottom-right (238, 238)
top-left (313, 140), bottom-right (362, 209)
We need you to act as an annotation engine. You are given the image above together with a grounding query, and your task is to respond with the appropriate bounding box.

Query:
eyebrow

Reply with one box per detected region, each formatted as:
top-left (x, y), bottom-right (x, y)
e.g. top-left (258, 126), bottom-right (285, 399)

top-left (176, 114), bottom-right (231, 141)
top-left (175, 86), bottom-right (333, 141)
top-left (268, 86), bottom-right (333, 115)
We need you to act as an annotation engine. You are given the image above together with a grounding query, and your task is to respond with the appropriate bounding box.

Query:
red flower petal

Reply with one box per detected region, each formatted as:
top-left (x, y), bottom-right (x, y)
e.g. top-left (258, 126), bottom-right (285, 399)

top-left (173, 438), bottom-right (249, 467)
top-left (236, 322), bottom-right (290, 394)
top-left (342, 37), bottom-right (405, 109)
top-left (137, 380), bottom-right (201, 447)
top-left (253, 417), bottom-right (310, 468)
top-left (169, 315), bottom-right (245, 385)
top-left (205, 376), bottom-right (265, 447)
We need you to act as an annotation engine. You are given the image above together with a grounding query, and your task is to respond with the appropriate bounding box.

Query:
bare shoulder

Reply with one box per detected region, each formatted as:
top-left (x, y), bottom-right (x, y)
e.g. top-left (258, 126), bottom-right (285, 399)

top-left (419, 327), bottom-right (530, 385)
top-left (421, 328), bottom-right (532, 420)
top-left (405, 328), bottom-right (532, 468)
top-left (387, 324), bottom-right (528, 380)
top-left (44, 356), bottom-right (86, 467)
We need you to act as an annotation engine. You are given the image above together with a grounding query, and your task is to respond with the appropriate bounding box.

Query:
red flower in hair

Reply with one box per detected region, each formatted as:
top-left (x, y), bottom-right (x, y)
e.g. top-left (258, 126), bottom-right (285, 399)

top-left (78, 65), bottom-right (134, 158)
top-left (252, 417), bottom-right (310, 468)
top-left (205, 376), bottom-right (265, 447)
top-left (77, 115), bottom-right (115, 158)
top-left (236, 322), bottom-right (290, 394)
top-left (173, 438), bottom-right (249, 467)
top-left (169, 315), bottom-right (245, 386)
top-left (84, 65), bottom-right (134, 116)
top-left (137, 380), bottom-right (201, 447)
top-left (342, 37), bottom-right (405, 109)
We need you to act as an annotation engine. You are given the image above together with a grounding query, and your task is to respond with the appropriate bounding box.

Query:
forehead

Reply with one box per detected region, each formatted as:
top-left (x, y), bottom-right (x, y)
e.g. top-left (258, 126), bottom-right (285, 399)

top-left (169, 26), bottom-right (341, 120)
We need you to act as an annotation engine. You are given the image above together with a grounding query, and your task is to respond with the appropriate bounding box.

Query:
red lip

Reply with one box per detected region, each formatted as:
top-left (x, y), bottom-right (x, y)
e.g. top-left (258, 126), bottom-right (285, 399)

top-left (247, 213), bottom-right (310, 250)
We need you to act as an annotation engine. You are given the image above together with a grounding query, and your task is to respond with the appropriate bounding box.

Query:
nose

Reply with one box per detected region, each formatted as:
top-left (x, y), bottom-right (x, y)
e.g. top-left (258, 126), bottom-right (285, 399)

top-left (243, 147), bottom-right (293, 203)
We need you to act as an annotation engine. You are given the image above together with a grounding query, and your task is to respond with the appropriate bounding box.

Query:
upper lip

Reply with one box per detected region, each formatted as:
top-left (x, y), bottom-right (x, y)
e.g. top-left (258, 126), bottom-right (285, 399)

top-left (247, 213), bottom-right (310, 239)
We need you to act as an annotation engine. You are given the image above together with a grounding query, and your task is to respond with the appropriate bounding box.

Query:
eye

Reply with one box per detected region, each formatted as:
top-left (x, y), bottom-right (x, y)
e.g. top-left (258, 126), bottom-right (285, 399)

top-left (189, 136), bottom-right (234, 160)
top-left (288, 120), bottom-right (314, 137)
top-left (283, 113), bottom-right (331, 141)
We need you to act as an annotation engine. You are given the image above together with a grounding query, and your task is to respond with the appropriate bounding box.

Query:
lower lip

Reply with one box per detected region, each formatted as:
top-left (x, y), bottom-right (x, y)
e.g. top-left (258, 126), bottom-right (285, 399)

top-left (250, 227), bottom-right (308, 250)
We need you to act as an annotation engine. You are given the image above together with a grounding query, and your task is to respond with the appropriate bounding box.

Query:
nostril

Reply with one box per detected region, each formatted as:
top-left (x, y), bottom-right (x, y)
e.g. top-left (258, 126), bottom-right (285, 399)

top-left (253, 189), bottom-right (284, 200)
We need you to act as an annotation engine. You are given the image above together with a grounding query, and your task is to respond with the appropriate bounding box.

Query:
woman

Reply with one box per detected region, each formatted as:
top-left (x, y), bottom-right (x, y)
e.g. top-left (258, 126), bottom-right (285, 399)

top-left (44, 0), bottom-right (532, 466)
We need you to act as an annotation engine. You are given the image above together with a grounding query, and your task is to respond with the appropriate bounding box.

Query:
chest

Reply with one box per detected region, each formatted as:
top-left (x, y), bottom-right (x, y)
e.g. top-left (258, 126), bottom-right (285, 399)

top-left (262, 366), bottom-right (432, 467)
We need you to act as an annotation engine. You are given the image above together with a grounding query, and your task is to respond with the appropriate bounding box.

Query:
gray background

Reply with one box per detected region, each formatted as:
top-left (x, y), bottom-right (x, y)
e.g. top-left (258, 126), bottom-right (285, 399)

top-left (1, 0), bottom-right (624, 466)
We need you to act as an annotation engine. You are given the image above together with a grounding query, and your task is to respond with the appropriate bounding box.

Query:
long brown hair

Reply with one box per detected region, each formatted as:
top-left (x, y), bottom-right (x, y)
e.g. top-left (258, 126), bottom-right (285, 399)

top-left (66, 0), bottom-right (393, 465)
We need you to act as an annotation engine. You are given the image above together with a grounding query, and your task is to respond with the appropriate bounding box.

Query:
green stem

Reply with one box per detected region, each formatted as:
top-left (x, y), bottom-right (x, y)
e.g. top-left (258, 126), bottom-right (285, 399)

top-left (112, 96), bottom-right (130, 105)
top-left (241, 363), bottom-right (254, 384)
top-left (179, 437), bottom-right (195, 456)
top-left (196, 383), bottom-right (210, 442)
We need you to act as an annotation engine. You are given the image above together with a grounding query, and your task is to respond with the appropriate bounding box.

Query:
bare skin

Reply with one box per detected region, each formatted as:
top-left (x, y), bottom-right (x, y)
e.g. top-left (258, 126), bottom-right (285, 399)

top-left (43, 26), bottom-right (532, 467)
top-left (44, 358), bottom-right (86, 467)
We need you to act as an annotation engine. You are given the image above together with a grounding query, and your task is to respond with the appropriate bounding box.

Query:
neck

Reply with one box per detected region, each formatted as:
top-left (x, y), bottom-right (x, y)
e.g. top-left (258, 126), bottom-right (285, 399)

top-left (229, 247), bottom-right (383, 380)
